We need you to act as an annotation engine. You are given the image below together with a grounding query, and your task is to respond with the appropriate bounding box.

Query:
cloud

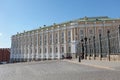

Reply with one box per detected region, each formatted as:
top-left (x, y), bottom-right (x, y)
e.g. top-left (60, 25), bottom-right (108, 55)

top-left (0, 33), bottom-right (2, 36)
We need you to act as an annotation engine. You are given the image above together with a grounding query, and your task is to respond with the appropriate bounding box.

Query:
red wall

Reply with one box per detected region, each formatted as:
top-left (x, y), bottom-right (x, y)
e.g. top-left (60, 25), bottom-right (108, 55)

top-left (0, 48), bottom-right (10, 63)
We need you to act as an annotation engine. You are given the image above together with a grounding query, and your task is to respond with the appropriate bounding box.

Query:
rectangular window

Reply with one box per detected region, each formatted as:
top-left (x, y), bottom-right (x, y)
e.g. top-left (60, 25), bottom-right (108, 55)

top-left (68, 47), bottom-right (71, 53)
top-left (56, 39), bottom-right (58, 44)
top-left (56, 33), bottom-right (58, 37)
top-left (68, 31), bottom-right (71, 43)
top-left (68, 31), bottom-right (71, 36)
top-left (62, 38), bottom-right (64, 43)
top-left (44, 35), bottom-right (47, 45)
top-left (50, 48), bottom-right (52, 53)
top-left (68, 37), bottom-right (71, 43)
top-left (56, 47), bottom-right (58, 53)
top-left (80, 30), bottom-right (84, 35)
top-left (62, 32), bottom-right (64, 37)
top-left (80, 36), bottom-right (84, 40)
top-left (44, 48), bottom-right (46, 53)
top-left (40, 41), bottom-right (42, 45)
top-left (61, 47), bottom-right (64, 53)
top-left (89, 29), bottom-right (93, 34)
top-left (49, 34), bottom-right (52, 45)
top-left (40, 48), bottom-right (41, 53)
top-left (98, 29), bottom-right (102, 34)
top-left (61, 32), bottom-right (64, 44)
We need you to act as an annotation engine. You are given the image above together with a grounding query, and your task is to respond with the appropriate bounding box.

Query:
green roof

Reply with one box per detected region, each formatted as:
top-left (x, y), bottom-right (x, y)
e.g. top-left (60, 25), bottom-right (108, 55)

top-left (14, 16), bottom-right (120, 36)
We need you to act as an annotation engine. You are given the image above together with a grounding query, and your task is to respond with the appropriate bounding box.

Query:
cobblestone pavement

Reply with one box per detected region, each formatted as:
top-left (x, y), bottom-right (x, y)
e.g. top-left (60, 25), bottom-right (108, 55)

top-left (0, 60), bottom-right (120, 80)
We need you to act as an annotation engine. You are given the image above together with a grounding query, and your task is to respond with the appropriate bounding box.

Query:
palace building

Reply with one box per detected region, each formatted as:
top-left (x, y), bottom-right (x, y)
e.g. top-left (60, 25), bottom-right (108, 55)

top-left (10, 16), bottom-right (120, 62)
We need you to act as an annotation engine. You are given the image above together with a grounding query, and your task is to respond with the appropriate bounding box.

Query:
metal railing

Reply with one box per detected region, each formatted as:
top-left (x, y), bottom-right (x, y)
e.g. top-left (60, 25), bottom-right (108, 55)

top-left (78, 26), bottom-right (120, 61)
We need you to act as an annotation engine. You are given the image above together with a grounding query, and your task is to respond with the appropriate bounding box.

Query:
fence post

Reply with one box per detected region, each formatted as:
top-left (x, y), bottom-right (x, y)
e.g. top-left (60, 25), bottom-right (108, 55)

top-left (93, 36), bottom-right (96, 60)
top-left (84, 37), bottom-right (87, 59)
top-left (81, 39), bottom-right (84, 59)
top-left (99, 34), bottom-right (102, 60)
top-left (107, 30), bottom-right (110, 61)
top-left (78, 42), bottom-right (81, 62)
top-left (88, 38), bottom-right (91, 60)
top-left (118, 25), bottom-right (120, 53)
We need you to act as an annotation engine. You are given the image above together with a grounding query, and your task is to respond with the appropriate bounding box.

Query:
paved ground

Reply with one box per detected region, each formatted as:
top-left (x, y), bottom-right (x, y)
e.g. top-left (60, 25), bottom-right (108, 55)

top-left (0, 60), bottom-right (120, 80)
top-left (65, 59), bottom-right (120, 70)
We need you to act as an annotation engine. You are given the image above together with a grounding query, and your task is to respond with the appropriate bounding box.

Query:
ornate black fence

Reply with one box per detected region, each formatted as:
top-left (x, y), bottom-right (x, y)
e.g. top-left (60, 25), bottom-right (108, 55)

top-left (78, 26), bottom-right (120, 61)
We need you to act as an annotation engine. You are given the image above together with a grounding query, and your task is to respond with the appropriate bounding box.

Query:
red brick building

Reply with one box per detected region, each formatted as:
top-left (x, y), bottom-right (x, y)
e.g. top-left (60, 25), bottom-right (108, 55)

top-left (0, 48), bottom-right (10, 63)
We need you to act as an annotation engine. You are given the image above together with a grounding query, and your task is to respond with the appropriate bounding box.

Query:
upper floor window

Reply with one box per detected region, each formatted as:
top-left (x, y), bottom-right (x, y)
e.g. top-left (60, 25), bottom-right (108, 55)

top-left (68, 37), bottom-right (71, 43)
top-left (62, 38), bottom-right (64, 43)
top-left (61, 32), bottom-right (64, 43)
top-left (40, 41), bottom-right (42, 45)
top-left (40, 35), bottom-right (42, 40)
top-left (49, 34), bottom-right (52, 44)
top-left (44, 35), bottom-right (47, 40)
top-left (44, 35), bottom-right (47, 45)
top-left (62, 32), bottom-right (64, 37)
top-left (56, 38), bottom-right (58, 44)
top-left (50, 34), bottom-right (52, 38)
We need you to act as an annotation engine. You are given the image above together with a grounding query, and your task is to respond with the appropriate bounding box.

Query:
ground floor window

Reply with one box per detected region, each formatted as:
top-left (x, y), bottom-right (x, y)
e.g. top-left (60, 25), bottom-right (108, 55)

top-left (68, 46), bottom-right (71, 53)
top-left (61, 47), bottom-right (64, 53)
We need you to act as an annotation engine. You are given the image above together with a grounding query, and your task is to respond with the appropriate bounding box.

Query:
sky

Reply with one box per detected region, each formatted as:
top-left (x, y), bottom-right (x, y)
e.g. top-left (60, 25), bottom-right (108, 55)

top-left (0, 0), bottom-right (120, 48)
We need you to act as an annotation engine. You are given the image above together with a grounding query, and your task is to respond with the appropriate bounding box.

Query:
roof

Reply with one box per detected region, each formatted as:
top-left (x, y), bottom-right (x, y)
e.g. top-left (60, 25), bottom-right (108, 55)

top-left (14, 16), bottom-right (120, 36)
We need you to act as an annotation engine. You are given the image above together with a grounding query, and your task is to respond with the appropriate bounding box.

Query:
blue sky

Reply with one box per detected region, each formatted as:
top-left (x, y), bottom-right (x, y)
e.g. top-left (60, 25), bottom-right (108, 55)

top-left (0, 0), bottom-right (120, 48)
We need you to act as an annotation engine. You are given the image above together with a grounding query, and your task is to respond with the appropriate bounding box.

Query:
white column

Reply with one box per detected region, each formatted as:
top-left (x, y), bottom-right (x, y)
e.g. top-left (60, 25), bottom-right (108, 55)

top-left (41, 31), bottom-right (44, 60)
top-left (24, 33), bottom-right (27, 61)
top-left (10, 36), bottom-right (14, 62)
top-left (58, 28), bottom-right (60, 59)
top-left (46, 31), bottom-right (49, 59)
top-left (27, 46), bottom-right (30, 61)
top-left (19, 35), bottom-right (21, 62)
top-left (31, 32), bottom-right (34, 61)
top-left (36, 31), bottom-right (39, 60)
top-left (23, 34), bottom-right (25, 61)
top-left (16, 36), bottom-right (18, 61)
top-left (71, 28), bottom-right (75, 55)
top-left (64, 29), bottom-right (67, 57)
top-left (18, 36), bottom-right (20, 61)
top-left (52, 29), bottom-right (54, 59)
top-left (29, 32), bottom-right (32, 61)
top-left (21, 34), bottom-right (23, 61)
top-left (27, 32), bottom-right (30, 61)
